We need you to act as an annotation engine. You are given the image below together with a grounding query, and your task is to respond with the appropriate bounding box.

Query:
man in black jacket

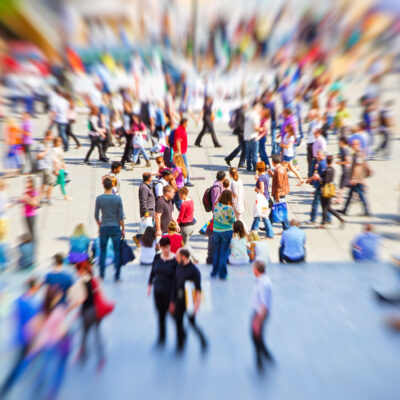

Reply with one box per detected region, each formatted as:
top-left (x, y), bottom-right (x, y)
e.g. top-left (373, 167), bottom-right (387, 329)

top-left (138, 172), bottom-right (155, 219)
top-left (169, 248), bottom-right (207, 353)
top-left (224, 104), bottom-right (247, 167)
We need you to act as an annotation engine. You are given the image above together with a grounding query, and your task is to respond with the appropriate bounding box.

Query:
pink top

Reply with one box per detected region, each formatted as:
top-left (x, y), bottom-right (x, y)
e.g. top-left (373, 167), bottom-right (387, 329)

top-left (24, 190), bottom-right (38, 217)
top-left (22, 120), bottom-right (33, 145)
top-left (173, 166), bottom-right (185, 188)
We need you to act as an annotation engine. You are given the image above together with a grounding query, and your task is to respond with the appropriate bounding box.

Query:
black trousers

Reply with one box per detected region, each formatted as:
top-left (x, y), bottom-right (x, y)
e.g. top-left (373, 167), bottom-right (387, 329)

top-left (195, 119), bottom-right (221, 147)
top-left (121, 134), bottom-right (133, 166)
top-left (226, 134), bottom-right (246, 165)
top-left (320, 197), bottom-right (344, 224)
top-left (175, 303), bottom-right (207, 350)
top-left (84, 136), bottom-right (106, 162)
top-left (154, 291), bottom-right (170, 343)
top-left (25, 216), bottom-right (35, 241)
top-left (251, 313), bottom-right (273, 369)
top-left (80, 306), bottom-right (103, 361)
top-left (23, 144), bottom-right (36, 173)
top-left (279, 245), bottom-right (305, 263)
top-left (66, 122), bottom-right (80, 147)
top-left (307, 144), bottom-right (314, 177)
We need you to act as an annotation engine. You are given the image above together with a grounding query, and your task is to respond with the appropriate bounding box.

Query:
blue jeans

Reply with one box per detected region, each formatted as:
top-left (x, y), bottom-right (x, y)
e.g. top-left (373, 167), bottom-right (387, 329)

top-left (258, 137), bottom-right (270, 167)
top-left (310, 188), bottom-right (331, 223)
top-left (271, 122), bottom-right (280, 155)
top-left (174, 190), bottom-right (182, 211)
top-left (132, 145), bottom-right (149, 162)
top-left (182, 152), bottom-right (191, 182)
top-left (343, 183), bottom-right (369, 215)
top-left (211, 230), bottom-right (233, 279)
top-left (251, 217), bottom-right (274, 238)
top-left (57, 123), bottom-right (68, 152)
top-left (246, 139), bottom-right (259, 171)
top-left (99, 226), bottom-right (122, 280)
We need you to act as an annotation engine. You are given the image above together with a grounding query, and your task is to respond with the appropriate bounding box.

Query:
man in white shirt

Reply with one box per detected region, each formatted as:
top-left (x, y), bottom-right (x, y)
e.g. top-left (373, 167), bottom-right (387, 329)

top-left (312, 128), bottom-right (327, 159)
top-left (244, 102), bottom-right (262, 172)
top-left (50, 88), bottom-right (70, 152)
top-left (251, 260), bottom-right (274, 372)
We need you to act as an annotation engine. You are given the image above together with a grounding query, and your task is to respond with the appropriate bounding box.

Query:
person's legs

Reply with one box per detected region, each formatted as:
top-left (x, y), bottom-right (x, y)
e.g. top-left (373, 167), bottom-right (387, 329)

top-left (187, 314), bottom-right (207, 348)
top-left (195, 123), bottom-right (207, 146)
top-left (238, 136), bottom-right (246, 166)
top-left (96, 137), bottom-right (107, 161)
top-left (251, 217), bottom-right (261, 231)
top-left (259, 137), bottom-right (270, 167)
top-left (207, 121), bottom-right (221, 147)
top-left (226, 138), bottom-right (242, 162)
top-left (206, 233), bottom-right (215, 264)
top-left (58, 170), bottom-right (67, 196)
top-left (121, 134), bottom-right (133, 166)
top-left (110, 227), bottom-right (122, 280)
top-left (57, 123), bottom-right (69, 152)
top-left (310, 188), bottom-right (321, 222)
top-left (25, 216), bottom-right (35, 240)
top-left (211, 232), bottom-right (222, 277)
top-left (279, 245), bottom-right (285, 263)
top-left (262, 217), bottom-right (274, 238)
top-left (307, 143), bottom-right (314, 174)
top-left (181, 152), bottom-right (191, 183)
top-left (84, 136), bottom-right (96, 162)
top-left (288, 161), bottom-right (303, 183)
top-left (139, 145), bottom-right (150, 162)
top-left (321, 197), bottom-right (328, 224)
top-left (251, 140), bottom-right (259, 171)
top-left (355, 184), bottom-right (369, 215)
top-left (80, 307), bottom-right (95, 360)
top-left (175, 305), bottom-right (186, 350)
top-left (217, 230), bottom-right (233, 279)
top-left (245, 140), bottom-right (252, 170)
top-left (66, 122), bottom-right (80, 147)
top-left (342, 185), bottom-right (356, 214)
top-left (155, 292), bottom-right (169, 343)
top-left (99, 227), bottom-right (110, 279)
top-left (131, 147), bottom-right (141, 163)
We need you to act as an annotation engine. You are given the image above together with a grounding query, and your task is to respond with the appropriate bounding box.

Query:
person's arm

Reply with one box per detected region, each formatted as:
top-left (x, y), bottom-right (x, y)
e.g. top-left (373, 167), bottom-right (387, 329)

top-left (169, 270), bottom-right (178, 314)
top-left (155, 212), bottom-right (162, 236)
top-left (118, 198), bottom-right (125, 237)
top-left (147, 255), bottom-right (157, 295)
top-left (248, 242), bottom-right (256, 261)
top-left (176, 138), bottom-right (182, 153)
top-left (94, 197), bottom-right (101, 227)
top-left (193, 268), bottom-right (202, 314)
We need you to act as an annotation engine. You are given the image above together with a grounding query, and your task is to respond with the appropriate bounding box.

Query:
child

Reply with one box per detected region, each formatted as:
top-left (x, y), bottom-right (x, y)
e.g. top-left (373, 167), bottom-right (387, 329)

top-left (138, 226), bottom-right (157, 266)
top-left (53, 137), bottom-right (70, 200)
top-left (162, 221), bottom-right (183, 254)
top-left (133, 212), bottom-right (154, 246)
top-left (229, 221), bottom-right (249, 265)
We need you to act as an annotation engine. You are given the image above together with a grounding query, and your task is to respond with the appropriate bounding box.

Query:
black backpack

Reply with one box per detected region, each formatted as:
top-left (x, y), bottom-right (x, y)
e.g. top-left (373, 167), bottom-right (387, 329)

top-left (202, 184), bottom-right (219, 212)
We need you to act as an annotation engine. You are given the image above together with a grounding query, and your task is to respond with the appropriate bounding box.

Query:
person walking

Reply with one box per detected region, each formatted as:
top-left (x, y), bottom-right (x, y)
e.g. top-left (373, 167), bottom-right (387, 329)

top-left (84, 106), bottom-right (108, 164)
top-left (319, 155), bottom-right (345, 228)
top-left (20, 176), bottom-right (39, 242)
top-left (173, 118), bottom-right (194, 186)
top-left (130, 114), bottom-right (151, 170)
top-left (148, 237), bottom-right (178, 345)
top-left (50, 88), bottom-right (69, 152)
top-left (139, 172), bottom-right (156, 219)
top-left (251, 260), bottom-right (274, 372)
top-left (36, 130), bottom-right (55, 204)
top-left (172, 151), bottom-right (187, 210)
top-left (21, 112), bottom-right (35, 173)
top-left (52, 137), bottom-right (70, 200)
top-left (94, 177), bottom-right (125, 281)
top-left (279, 220), bottom-right (306, 263)
top-left (228, 167), bottom-right (247, 231)
top-left (195, 95), bottom-right (222, 148)
top-left (280, 124), bottom-right (303, 185)
top-left (65, 94), bottom-right (81, 149)
top-left (258, 107), bottom-right (271, 168)
top-left (339, 139), bottom-right (371, 217)
top-left (155, 185), bottom-right (179, 237)
top-left (224, 104), bottom-right (246, 167)
top-left (211, 190), bottom-right (236, 280)
top-left (120, 101), bottom-right (134, 168)
top-left (244, 102), bottom-right (263, 172)
top-left (335, 137), bottom-right (351, 204)
top-left (169, 248), bottom-right (207, 352)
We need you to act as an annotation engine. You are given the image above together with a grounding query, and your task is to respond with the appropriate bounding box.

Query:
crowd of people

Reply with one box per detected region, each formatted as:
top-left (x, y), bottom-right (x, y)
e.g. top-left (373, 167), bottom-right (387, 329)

top-left (0, 55), bottom-right (395, 396)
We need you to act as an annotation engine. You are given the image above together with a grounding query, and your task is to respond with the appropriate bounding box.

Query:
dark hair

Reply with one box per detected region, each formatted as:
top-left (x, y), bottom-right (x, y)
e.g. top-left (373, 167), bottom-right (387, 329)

top-left (54, 253), bottom-right (64, 265)
top-left (143, 172), bottom-right (152, 182)
top-left (256, 161), bottom-right (266, 173)
top-left (103, 177), bottom-right (113, 190)
top-left (111, 161), bottom-right (122, 172)
top-left (179, 117), bottom-right (188, 126)
top-left (272, 154), bottom-right (282, 164)
top-left (162, 169), bottom-right (172, 178)
top-left (26, 277), bottom-right (38, 290)
top-left (216, 171), bottom-right (226, 181)
top-left (233, 221), bottom-right (246, 238)
top-left (178, 248), bottom-right (191, 260)
top-left (218, 189), bottom-right (233, 205)
top-left (223, 179), bottom-right (230, 189)
top-left (229, 167), bottom-right (239, 181)
top-left (159, 237), bottom-right (171, 247)
top-left (141, 226), bottom-right (156, 248)
top-left (327, 155), bottom-right (334, 165)
top-left (339, 137), bottom-right (348, 145)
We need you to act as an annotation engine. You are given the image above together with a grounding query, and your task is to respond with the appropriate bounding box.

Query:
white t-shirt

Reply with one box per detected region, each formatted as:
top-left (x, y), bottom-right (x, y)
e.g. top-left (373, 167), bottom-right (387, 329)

top-left (52, 96), bottom-right (69, 124)
top-left (254, 241), bottom-right (270, 263)
top-left (243, 110), bottom-right (260, 141)
top-left (252, 274), bottom-right (272, 314)
top-left (283, 135), bottom-right (295, 157)
top-left (140, 244), bottom-right (156, 264)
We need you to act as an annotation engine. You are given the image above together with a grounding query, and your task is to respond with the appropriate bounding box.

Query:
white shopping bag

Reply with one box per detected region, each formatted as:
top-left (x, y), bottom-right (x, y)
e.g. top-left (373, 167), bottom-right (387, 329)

top-left (252, 193), bottom-right (269, 218)
top-left (185, 280), bottom-right (213, 316)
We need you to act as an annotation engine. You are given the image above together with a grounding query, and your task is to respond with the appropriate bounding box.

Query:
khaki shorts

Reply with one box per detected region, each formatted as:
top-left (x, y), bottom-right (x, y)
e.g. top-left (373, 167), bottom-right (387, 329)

top-left (39, 168), bottom-right (54, 186)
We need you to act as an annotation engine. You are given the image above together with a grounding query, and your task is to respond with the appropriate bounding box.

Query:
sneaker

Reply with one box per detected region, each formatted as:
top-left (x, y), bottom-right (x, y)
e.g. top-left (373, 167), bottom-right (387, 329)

top-left (337, 209), bottom-right (346, 215)
top-left (215, 144), bottom-right (222, 148)
top-left (195, 143), bottom-right (202, 148)
top-left (224, 157), bottom-right (231, 167)
top-left (305, 220), bottom-right (316, 225)
top-left (145, 160), bottom-right (151, 168)
top-left (185, 182), bottom-right (194, 187)
top-left (47, 199), bottom-right (54, 206)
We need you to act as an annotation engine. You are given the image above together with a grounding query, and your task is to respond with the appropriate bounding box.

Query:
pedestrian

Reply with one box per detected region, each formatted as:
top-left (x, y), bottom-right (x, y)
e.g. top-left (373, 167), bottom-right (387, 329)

top-left (251, 162), bottom-right (274, 238)
top-left (305, 109), bottom-right (320, 175)
top-left (351, 224), bottom-right (381, 261)
top-left (154, 169), bottom-right (175, 198)
top-left (229, 221), bottom-right (249, 265)
top-left (251, 259), bottom-right (274, 372)
top-left (177, 187), bottom-right (198, 262)
top-left (211, 190), bottom-right (236, 279)
top-left (173, 118), bottom-right (193, 186)
top-left (375, 100), bottom-right (394, 159)
top-left (107, 161), bottom-right (122, 196)
top-left (172, 151), bottom-right (187, 210)
top-left (139, 172), bottom-right (156, 219)
top-left (169, 248), bottom-right (207, 352)
top-left (335, 137), bottom-right (351, 204)
top-left (20, 176), bottom-right (39, 242)
top-left (84, 106), bottom-right (108, 164)
top-left (224, 104), bottom-right (247, 167)
top-left (120, 101), bottom-right (134, 168)
top-left (281, 124), bottom-right (304, 185)
top-left (65, 94), bottom-right (81, 149)
top-left (195, 95), bottom-right (222, 148)
top-left (162, 221), bottom-right (184, 254)
top-left (338, 139), bottom-right (371, 217)
top-left (94, 177), bottom-right (125, 281)
top-left (50, 88), bottom-right (69, 151)
top-left (52, 137), bottom-right (70, 200)
top-left (21, 112), bottom-right (36, 173)
top-left (147, 236), bottom-right (178, 345)
top-left (228, 167), bottom-right (247, 231)
top-left (244, 102), bottom-right (262, 172)
top-left (155, 185), bottom-right (179, 237)
top-left (36, 130), bottom-right (55, 204)
top-left (258, 107), bottom-right (271, 168)
top-left (130, 114), bottom-right (151, 169)
top-left (319, 155), bottom-right (345, 228)
top-left (138, 226), bottom-right (157, 266)
top-left (279, 220), bottom-right (306, 263)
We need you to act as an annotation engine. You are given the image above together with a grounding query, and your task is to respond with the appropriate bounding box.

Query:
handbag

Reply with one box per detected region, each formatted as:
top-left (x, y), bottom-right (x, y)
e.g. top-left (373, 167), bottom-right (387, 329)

top-left (322, 182), bottom-right (336, 199)
top-left (120, 239), bottom-right (135, 266)
top-left (132, 133), bottom-right (144, 147)
top-left (91, 278), bottom-right (115, 321)
top-left (271, 201), bottom-right (288, 223)
top-left (252, 194), bottom-right (270, 218)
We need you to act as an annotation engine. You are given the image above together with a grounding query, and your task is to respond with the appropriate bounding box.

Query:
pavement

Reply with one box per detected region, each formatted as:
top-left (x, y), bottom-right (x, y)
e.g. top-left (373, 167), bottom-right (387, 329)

top-left (0, 74), bottom-right (400, 399)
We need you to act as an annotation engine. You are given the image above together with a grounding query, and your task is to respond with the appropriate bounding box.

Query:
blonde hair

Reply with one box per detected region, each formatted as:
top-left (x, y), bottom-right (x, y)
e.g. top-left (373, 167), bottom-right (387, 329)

top-left (248, 231), bottom-right (261, 242)
top-left (168, 221), bottom-right (178, 232)
top-left (173, 151), bottom-right (188, 179)
top-left (72, 223), bottom-right (88, 237)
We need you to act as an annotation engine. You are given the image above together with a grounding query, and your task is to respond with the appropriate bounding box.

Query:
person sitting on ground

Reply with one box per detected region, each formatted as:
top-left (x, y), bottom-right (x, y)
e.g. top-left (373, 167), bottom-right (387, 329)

top-left (162, 221), bottom-right (184, 254)
top-left (248, 231), bottom-right (270, 262)
top-left (138, 226), bottom-right (157, 266)
top-left (279, 219), bottom-right (306, 263)
top-left (68, 223), bottom-right (91, 264)
top-left (229, 221), bottom-right (250, 265)
top-left (351, 224), bottom-right (381, 262)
